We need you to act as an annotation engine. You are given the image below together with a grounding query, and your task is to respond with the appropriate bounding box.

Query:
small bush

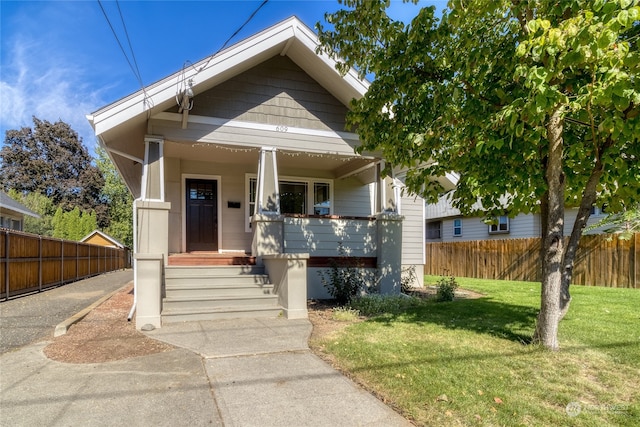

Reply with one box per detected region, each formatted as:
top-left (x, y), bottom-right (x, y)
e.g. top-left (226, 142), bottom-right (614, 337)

top-left (332, 306), bottom-right (360, 321)
top-left (401, 265), bottom-right (418, 294)
top-left (318, 242), bottom-right (374, 304)
top-left (436, 275), bottom-right (458, 302)
top-left (350, 294), bottom-right (421, 316)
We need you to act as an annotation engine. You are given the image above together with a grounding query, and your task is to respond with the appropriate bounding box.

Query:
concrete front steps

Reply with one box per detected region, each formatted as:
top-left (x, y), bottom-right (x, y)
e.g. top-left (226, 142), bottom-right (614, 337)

top-left (162, 265), bottom-right (282, 323)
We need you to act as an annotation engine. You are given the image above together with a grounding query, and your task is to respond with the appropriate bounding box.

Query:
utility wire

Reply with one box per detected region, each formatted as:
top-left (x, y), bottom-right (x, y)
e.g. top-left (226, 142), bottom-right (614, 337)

top-left (175, 0), bottom-right (269, 107)
top-left (97, 0), bottom-right (148, 104)
top-left (116, 0), bottom-right (144, 90)
top-left (194, 0), bottom-right (270, 73)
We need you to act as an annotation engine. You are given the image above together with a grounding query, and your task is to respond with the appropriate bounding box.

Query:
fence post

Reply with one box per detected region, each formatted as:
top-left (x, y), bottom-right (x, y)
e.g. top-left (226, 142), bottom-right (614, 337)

top-left (4, 230), bottom-right (9, 300)
top-left (60, 239), bottom-right (64, 286)
top-left (39, 236), bottom-right (42, 292)
top-left (634, 233), bottom-right (638, 289)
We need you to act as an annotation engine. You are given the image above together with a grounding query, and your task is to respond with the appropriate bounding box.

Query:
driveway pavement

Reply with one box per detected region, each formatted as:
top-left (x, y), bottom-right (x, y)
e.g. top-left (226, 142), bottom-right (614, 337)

top-left (0, 269), bottom-right (133, 354)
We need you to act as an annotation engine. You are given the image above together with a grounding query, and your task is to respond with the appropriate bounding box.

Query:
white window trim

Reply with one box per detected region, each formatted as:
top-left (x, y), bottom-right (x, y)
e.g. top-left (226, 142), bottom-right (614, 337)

top-left (245, 173), bottom-right (333, 232)
top-left (181, 174), bottom-right (223, 252)
top-left (453, 218), bottom-right (463, 237)
top-left (488, 215), bottom-right (510, 234)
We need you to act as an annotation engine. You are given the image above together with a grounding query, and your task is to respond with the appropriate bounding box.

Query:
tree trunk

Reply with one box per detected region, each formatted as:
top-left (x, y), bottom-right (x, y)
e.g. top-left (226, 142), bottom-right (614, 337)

top-left (533, 108), bottom-right (565, 350)
top-left (558, 137), bottom-right (610, 321)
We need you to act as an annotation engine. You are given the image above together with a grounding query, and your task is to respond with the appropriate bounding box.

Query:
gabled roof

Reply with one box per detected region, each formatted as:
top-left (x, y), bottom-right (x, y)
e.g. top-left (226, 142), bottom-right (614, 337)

top-left (87, 16), bottom-right (369, 138)
top-left (80, 229), bottom-right (126, 249)
top-left (0, 191), bottom-right (40, 218)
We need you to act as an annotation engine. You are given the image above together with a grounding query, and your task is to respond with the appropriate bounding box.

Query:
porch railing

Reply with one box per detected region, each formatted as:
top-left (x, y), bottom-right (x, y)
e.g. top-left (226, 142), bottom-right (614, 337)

top-left (283, 215), bottom-right (377, 266)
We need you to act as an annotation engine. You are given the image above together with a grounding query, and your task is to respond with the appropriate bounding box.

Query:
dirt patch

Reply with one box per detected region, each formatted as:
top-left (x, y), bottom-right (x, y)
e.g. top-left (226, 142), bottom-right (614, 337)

top-left (44, 284), bottom-right (174, 364)
top-left (410, 285), bottom-right (485, 300)
top-left (44, 285), bottom-right (482, 364)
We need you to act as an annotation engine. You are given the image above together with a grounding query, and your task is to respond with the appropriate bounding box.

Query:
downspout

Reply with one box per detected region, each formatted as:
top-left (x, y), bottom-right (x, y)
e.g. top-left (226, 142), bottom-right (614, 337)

top-left (128, 198), bottom-right (140, 321)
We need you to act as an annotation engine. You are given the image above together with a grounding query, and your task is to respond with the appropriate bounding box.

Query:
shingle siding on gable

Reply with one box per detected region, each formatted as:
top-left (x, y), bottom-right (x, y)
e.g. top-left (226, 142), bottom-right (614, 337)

top-left (184, 55), bottom-right (350, 132)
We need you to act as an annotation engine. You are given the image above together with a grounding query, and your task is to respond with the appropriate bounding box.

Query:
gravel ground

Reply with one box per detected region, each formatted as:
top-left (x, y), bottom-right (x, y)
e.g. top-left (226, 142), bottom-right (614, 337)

top-left (0, 269), bottom-right (133, 354)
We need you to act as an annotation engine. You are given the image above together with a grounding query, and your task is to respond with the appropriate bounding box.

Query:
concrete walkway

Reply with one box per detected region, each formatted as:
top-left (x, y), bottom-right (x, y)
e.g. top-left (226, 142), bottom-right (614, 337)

top-left (1, 306), bottom-right (411, 426)
top-left (148, 318), bottom-right (411, 426)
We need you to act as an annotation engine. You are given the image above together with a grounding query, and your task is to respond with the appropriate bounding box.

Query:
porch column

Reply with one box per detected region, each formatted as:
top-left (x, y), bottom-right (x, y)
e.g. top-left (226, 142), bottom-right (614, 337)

top-left (256, 147), bottom-right (280, 214)
top-left (252, 147), bottom-right (284, 263)
top-left (135, 136), bottom-right (170, 330)
top-left (376, 212), bottom-right (404, 294)
top-left (376, 161), bottom-right (402, 214)
top-left (375, 161), bottom-right (404, 294)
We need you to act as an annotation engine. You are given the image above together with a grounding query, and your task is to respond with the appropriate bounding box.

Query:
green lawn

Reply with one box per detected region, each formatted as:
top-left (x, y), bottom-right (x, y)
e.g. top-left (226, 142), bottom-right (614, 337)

top-left (316, 276), bottom-right (640, 426)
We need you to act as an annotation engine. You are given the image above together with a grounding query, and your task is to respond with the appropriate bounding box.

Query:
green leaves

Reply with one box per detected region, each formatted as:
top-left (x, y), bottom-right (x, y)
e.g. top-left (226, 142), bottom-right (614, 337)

top-left (318, 0), bottom-right (639, 216)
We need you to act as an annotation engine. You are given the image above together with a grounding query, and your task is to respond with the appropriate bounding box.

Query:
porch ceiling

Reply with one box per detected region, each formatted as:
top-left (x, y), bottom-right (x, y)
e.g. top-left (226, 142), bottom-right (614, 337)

top-left (163, 140), bottom-right (376, 180)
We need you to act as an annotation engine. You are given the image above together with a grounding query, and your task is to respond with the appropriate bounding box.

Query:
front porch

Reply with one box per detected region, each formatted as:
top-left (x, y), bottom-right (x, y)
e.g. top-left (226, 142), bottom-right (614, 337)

top-left (88, 18), bottom-right (424, 330)
top-left (134, 209), bottom-right (401, 327)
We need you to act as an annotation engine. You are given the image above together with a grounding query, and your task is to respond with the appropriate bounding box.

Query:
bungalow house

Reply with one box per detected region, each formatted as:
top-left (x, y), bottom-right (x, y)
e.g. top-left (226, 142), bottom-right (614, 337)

top-left (425, 194), bottom-right (608, 242)
top-left (0, 191), bottom-right (40, 231)
top-left (88, 17), bottom-right (440, 330)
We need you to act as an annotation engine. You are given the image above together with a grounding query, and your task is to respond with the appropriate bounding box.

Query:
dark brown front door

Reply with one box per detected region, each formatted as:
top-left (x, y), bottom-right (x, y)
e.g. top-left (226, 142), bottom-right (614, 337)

top-left (186, 179), bottom-right (218, 252)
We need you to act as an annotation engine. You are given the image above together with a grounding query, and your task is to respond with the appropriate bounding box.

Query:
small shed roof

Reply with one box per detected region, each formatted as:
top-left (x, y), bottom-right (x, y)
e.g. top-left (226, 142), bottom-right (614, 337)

top-left (80, 230), bottom-right (126, 249)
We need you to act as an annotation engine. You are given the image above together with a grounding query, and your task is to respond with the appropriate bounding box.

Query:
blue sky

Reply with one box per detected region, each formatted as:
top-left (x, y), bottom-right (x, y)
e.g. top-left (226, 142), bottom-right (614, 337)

top-left (1, 0), bottom-right (445, 155)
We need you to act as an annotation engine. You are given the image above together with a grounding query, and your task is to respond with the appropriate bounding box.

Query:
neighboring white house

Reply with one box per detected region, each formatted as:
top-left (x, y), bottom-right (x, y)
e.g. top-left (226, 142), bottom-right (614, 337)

top-left (0, 191), bottom-right (40, 231)
top-left (88, 17), bottom-right (447, 329)
top-left (425, 194), bottom-right (608, 242)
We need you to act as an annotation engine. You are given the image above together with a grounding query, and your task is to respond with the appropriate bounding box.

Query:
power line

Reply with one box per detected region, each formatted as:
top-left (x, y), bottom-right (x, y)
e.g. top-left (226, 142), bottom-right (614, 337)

top-left (194, 0), bottom-right (270, 74)
top-left (175, 0), bottom-right (269, 107)
top-left (96, 0), bottom-right (147, 102)
top-left (116, 0), bottom-right (144, 90)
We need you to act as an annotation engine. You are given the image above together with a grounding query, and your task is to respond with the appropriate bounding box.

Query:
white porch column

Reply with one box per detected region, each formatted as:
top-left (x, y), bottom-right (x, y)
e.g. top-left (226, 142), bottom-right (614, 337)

top-left (135, 135), bottom-right (170, 330)
top-left (252, 147), bottom-right (284, 263)
top-left (376, 161), bottom-right (402, 214)
top-left (256, 147), bottom-right (280, 214)
top-left (141, 136), bottom-right (165, 202)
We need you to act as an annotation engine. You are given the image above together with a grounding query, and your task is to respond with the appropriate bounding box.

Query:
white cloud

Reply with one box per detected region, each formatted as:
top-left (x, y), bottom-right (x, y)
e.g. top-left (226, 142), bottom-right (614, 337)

top-left (0, 35), bottom-right (109, 154)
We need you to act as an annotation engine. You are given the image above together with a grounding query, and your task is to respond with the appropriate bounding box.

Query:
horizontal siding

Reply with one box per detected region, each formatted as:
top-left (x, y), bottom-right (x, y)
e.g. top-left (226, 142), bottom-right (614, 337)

top-left (437, 211), bottom-right (609, 242)
top-left (402, 194), bottom-right (425, 265)
top-left (284, 217), bottom-right (377, 257)
top-left (333, 179), bottom-right (373, 217)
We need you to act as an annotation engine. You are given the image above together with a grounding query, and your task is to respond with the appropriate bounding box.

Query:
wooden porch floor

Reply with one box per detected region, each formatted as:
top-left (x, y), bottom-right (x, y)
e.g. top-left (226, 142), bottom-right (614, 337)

top-left (167, 252), bottom-right (256, 266)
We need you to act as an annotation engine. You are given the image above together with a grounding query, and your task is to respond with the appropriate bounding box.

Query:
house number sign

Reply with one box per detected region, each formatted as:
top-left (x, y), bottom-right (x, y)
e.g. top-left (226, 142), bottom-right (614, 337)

top-left (275, 125), bottom-right (288, 132)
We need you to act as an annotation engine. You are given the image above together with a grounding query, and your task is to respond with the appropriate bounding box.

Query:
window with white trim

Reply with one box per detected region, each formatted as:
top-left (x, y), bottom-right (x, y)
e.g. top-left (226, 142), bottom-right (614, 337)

top-left (489, 215), bottom-right (510, 234)
top-left (245, 175), bottom-right (332, 231)
top-left (453, 218), bottom-right (462, 237)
